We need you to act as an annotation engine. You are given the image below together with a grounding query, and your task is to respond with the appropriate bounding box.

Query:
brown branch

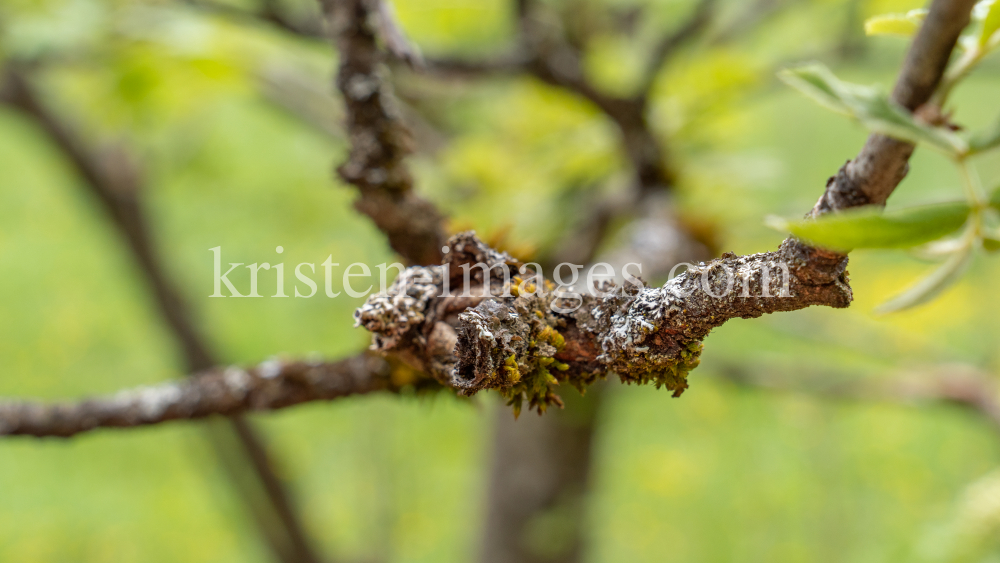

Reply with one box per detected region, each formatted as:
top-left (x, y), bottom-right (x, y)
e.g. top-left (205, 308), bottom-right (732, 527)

top-left (322, 0), bottom-right (447, 266)
top-left (0, 355), bottom-right (400, 438)
top-left (258, 64), bottom-right (345, 139)
top-left (0, 65), bottom-right (326, 563)
top-left (636, 0), bottom-right (717, 96)
top-left (708, 0), bottom-right (793, 46)
top-left (354, 0), bottom-right (976, 415)
top-left (425, 53), bottom-right (530, 77)
top-left (0, 67), bottom-right (215, 370)
top-left (716, 363), bottom-right (1000, 437)
top-left (0, 0), bottom-right (977, 434)
top-left (351, 232), bottom-right (847, 414)
top-left (182, 0), bottom-right (327, 40)
top-left (812, 0), bottom-right (976, 213)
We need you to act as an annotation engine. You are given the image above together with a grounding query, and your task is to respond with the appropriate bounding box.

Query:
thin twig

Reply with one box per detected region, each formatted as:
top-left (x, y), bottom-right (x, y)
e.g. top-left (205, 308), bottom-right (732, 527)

top-left (0, 65), bottom-right (326, 563)
top-left (716, 363), bottom-right (1000, 437)
top-left (636, 0), bottom-right (717, 95)
top-left (811, 0), bottom-right (977, 213)
top-left (0, 355), bottom-right (398, 438)
top-left (322, 0), bottom-right (447, 266)
top-left (182, 0), bottom-right (327, 39)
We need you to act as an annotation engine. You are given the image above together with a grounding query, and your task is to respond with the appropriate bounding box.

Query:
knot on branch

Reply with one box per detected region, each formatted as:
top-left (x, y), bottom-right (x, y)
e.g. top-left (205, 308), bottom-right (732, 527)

top-left (355, 233), bottom-right (853, 415)
top-left (354, 232), bottom-right (520, 385)
top-left (354, 266), bottom-right (442, 349)
top-left (455, 289), bottom-right (575, 417)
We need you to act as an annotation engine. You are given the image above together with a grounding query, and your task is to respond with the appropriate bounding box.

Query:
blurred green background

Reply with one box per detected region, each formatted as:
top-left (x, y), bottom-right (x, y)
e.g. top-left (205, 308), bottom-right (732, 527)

top-left (2, 0), bottom-right (1000, 561)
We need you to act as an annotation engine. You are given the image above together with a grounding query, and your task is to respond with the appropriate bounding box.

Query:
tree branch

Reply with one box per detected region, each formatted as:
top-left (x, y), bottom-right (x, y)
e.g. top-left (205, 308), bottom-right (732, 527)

top-left (354, 233), bottom-right (850, 413)
top-left (182, 0), bottom-right (327, 40)
top-left (0, 355), bottom-right (400, 438)
top-left (811, 0), bottom-right (976, 213)
top-left (0, 0), bottom-right (977, 435)
top-left (0, 64), bottom-right (326, 563)
top-left (716, 363), bottom-right (1000, 437)
top-left (323, 0), bottom-right (447, 266)
top-left (636, 0), bottom-right (716, 96)
top-left (354, 0), bottom-right (976, 414)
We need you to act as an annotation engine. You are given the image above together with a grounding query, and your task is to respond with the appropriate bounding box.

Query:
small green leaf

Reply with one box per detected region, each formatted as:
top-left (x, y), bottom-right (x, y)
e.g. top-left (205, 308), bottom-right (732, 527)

top-left (864, 10), bottom-right (927, 37)
top-left (982, 235), bottom-right (1000, 252)
top-left (779, 64), bottom-right (969, 156)
top-left (875, 244), bottom-right (973, 314)
top-left (777, 65), bottom-right (852, 115)
top-left (766, 201), bottom-right (971, 252)
top-left (969, 116), bottom-right (1000, 154)
top-left (854, 94), bottom-right (969, 155)
top-left (980, 0), bottom-right (1000, 46)
top-left (864, 15), bottom-right (918, 37)
top-left (990, 184), bottom-right (1000, 208)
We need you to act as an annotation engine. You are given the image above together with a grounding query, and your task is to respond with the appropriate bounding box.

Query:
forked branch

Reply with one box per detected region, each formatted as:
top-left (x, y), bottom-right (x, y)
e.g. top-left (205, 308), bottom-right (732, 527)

top-left (0, 0), bottom-right (979, 435)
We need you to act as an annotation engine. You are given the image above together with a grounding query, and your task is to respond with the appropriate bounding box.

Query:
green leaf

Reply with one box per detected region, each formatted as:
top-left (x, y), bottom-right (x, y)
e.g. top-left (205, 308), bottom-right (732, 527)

top-left (777, 64), bottom-right (852, 115)
top-left (854, 94), bottom-right (969, 155)
top-left (875, 244), bottom-right (973, 314)
top-left (981, 0), bottom-right (1000, 46)
top-left (765, 201), bottom-right (971, 252)
top-left (864, 10), bottom-right (927, 37)
top-left (779, 64), bottom-right (969, 156)
top-left (990, 184), bottom-right (1000, 208)
top-left (969, 116), bottom-right (1000, 154)
top-left (982, 235), bottom-right (1000, 252)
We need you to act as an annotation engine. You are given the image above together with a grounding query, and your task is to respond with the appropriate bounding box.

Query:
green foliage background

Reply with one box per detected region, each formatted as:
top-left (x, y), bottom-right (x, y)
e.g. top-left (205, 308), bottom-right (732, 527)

top-left (2, 0), bottom-right (1000, 561)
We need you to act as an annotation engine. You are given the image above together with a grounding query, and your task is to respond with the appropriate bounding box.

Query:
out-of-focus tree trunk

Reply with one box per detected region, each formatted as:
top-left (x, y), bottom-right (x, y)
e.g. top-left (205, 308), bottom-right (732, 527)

top-left (478, 384), bottom-right (606, 563)
top-left (837, 0), bottom-right (868, 61)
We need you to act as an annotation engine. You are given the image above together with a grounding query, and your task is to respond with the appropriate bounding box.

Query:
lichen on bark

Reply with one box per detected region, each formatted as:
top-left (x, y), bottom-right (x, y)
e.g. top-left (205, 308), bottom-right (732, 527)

top-left (355, 232), bottom-right (852, 414)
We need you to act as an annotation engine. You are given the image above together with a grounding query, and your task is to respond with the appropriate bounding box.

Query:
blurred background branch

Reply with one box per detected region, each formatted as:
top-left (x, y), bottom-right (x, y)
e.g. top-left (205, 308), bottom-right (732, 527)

top-left (0, 353), bottom-right (400, 438)
top-left (0, 64), bottom-right (327, 563)
top-left (715, 363), bottom-right (1000, 437)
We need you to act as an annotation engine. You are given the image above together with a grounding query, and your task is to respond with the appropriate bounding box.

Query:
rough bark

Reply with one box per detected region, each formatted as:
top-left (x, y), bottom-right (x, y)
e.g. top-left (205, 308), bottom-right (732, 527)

top-left (462, 2), bottom-right (724, 559)
top-left (811, 0), bottom-right (976, 214)
top-left (0, 355), bottom-right (397, 438)
top-left (353, 232), bottom-right (849, 413)
top-left (371, 6), bottom-right (972, 561)
top-left (325, 0), bottom-right (446, 266)
top-left (354, 0), bottom-right (976, 413)
top-left (0, 0), bottom-right (976, 440)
